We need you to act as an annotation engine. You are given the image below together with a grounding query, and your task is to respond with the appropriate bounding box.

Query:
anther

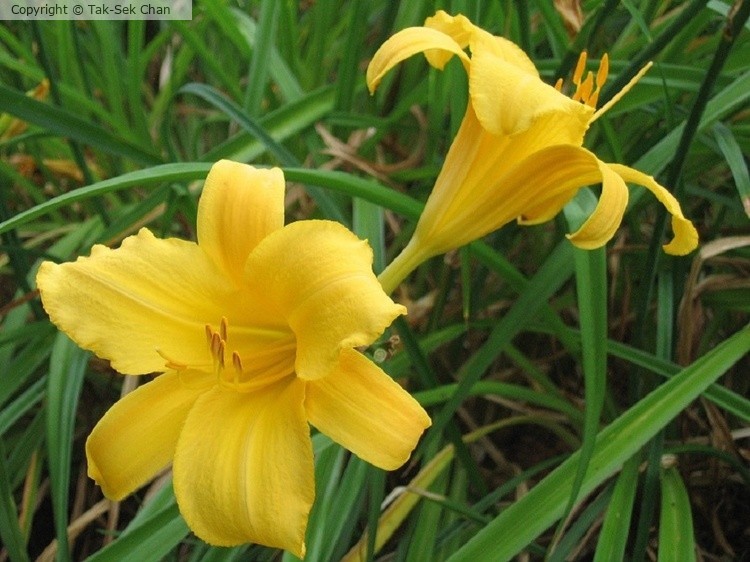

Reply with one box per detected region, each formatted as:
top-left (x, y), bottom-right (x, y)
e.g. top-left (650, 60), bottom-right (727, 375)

top-left (579, 72), bottom-right (594, 105)
top-left (573, 51), bottom-right (587, 85)
top-left (596, 54), bottom-right (609, 88)
top-left (220, 316), bottom-right (228, 342)
top-left (210, 332), bottom-right (225, 367)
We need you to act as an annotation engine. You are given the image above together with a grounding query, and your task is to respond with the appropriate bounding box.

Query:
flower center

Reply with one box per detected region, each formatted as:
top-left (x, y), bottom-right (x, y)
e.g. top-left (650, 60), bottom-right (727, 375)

top-left (205, 317), bottom-right (297, 393)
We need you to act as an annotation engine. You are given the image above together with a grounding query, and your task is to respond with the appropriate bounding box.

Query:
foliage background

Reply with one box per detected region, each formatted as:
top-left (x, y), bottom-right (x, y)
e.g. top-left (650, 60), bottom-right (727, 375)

top-left (0, 1), bottom-right (749, 561)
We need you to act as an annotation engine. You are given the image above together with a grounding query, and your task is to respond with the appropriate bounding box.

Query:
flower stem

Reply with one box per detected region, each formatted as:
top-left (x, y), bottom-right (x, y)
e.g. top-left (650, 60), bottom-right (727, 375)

top-left (377, 239), bottom-right (431, 295)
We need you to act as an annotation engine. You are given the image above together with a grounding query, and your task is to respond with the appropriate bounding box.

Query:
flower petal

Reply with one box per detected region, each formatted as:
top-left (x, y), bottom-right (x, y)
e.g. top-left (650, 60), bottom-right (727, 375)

top-left (86, 370), bottom-right (212, 500)
top-left (470, 45), bottom-right (592, 136)
top-left (566, 161), bottom-right (629, 250)
top-left (416, 143), bottom-right (603, 256)
top-left (366, 25), bottom-right (470, 93)
top-left (607, 164), bottom-right (699, 255)
top-left (172, 378), bottom-right (313, 557)
top-left (306, 348), bottom-right (431, 471)
top-left (425, 10), bottom-right (537, 76)
top-left (36, 228), bottom-right (234, 375)
top-left (244, 220), bottom-right (406, 380)
top-left (197, 160), bottom-right (285, 285)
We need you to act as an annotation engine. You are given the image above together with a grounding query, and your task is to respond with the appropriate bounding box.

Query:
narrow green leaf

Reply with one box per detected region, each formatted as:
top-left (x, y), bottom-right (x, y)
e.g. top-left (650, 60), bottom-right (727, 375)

top-left (243, 0), bottom-right (280, 113)
top-left (633, 69), bottom-right (750, 180)
top-left (0, 376), bottom-right (46, 436)
top-left (448, 325), bottom-right (750, 561)
top-left (712, 121), bottom-right (750, 216)
top-left (46, 333), bottom-right (89, 562)
top-left (353, 199), bottom-right (385, 273)
top-left (0, 84), bottom-right (160, 166)
top-left (84, 484), bottom-right (189, 562)
top-left (178, 84), bottom-right (346, 223)
top-left (658, 465), bottom-right (696, 562)
top-left (549, 244), bottom-right (608, 558)
top-left (0, 437), bottom-right (30, 562)
top-left (203, 87), bottom-right (335, 163)
top-left (428, 241), bottom-right (575, 445)
top-left (179, 83), bottom-right (298, 165)
top-left (168, 20), bottom-right (243, 101)
top-left (228, 6), bottom-right (304, 101)
top-left (594, 456), bottom-right (640, 561)
top-left (0, 162), bottom-right (213, 236)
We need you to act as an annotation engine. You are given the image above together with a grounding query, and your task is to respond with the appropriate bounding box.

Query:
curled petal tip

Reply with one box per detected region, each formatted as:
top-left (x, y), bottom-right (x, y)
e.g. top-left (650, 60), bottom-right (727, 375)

top-left (663, 216), bottom-right (699, 256)
top-left (366, 26), bottom-right (470, 94)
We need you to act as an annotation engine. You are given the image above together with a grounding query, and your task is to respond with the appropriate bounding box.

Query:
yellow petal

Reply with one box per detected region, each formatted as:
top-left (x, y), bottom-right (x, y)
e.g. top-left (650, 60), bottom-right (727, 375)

top-left (607, 164), bottom-right (699, 255)
top-left (566, 161), bottom-right (630, 249)
top-left (424, 10), bottom-right (537, 75)
top-left (244, 220), bottom-right (406, 380)
top-left (86, 370), bottom-right (212, 500)
top-left (197, 160), bottom-right (285, 285)
top-left (305, 348), bottom-right (431, 470)
top-left (470, 46), bottom-right (592, 136)
top-left (416, 143), bottom-right (602, 257)
top-left (421, 10), bottom-right (475, 68)
top-left (366, 26), bottom-right (470, 93)
top-left (412, 102), bottom-right (598, 259)
top-left (172, 378), bottom-right (313, 557)
top-left (36, 229), bottom-right (234, 375)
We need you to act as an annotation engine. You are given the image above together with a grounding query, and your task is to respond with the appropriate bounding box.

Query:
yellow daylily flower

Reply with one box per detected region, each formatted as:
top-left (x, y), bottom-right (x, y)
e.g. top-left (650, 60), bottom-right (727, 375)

top-left (368, 11), bottom-right (699, 293)
top-left (36, 160), bottom-right (431, 557)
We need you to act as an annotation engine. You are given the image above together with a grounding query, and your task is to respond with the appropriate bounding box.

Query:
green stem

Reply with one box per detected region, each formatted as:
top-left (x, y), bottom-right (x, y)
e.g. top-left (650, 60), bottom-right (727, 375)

top-left (377, 239), bottom-right (432, 295)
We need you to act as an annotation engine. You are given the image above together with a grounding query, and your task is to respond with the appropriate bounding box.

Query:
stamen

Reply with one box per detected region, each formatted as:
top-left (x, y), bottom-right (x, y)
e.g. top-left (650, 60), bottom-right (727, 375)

top-left (554, 77), bottom-right (564, 92)
top-left (591, 61), bottom-right (653, 123)
top-left (588, 90), bottom-right (601, 109)
top-left (596, 54), bottom-right (609, 88)
top-left (210, 332), bottom-right (225, 367)
top-left (220, 316), bottom-right (228, 342)
top-left (573, 51), bottom-right (587, 85)
top-left (587, 54), bottom-right (610, 108)
top-left (578, 72), bottom-right (594, 105)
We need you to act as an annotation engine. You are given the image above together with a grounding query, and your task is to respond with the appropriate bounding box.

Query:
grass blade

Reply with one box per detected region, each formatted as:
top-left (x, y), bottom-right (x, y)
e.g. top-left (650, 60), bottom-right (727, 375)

top-left (448, 325), bottom-right (750, 561)
top-left (46, 333), bottom-right (89, 562)
top-left (0, 84), bottom-right (160, 166)
top-left (593, 456), bottom-right (639, 561)
top-left (658, 465), bottom-right (697, 562)
top-left (0, 439), bottom-right (30, 562)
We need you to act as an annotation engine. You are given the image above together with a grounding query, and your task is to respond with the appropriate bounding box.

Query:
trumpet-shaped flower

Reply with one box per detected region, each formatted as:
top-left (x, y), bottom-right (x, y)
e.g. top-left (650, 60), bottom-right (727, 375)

top-left (368, 11), bottom-right (698, 293)
top-left (36, 160), bottom-right (431, 557)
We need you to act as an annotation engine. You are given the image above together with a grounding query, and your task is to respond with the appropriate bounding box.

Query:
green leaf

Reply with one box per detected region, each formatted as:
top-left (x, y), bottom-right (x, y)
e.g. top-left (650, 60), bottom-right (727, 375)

top-left (448, 325), bottom-right (750, 561)
top-left (0, 162), bottom-right (213, 236)
top-left (0, 438), bottom-right (30, 562)
top-left (178, 84), bottom-right (346, 222)
top-left (594, 456), bottom-right (639, 561)
top-left (84, 483), bottom-right (189, 562)
top-left (712, 121), bottom-right (750, 216)
top-left (658, 465), bottom-right (696, 562)
top-left (0, 83), bottom-right (160, 166)
top-left (46, 333), bottom-right (89, 562)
